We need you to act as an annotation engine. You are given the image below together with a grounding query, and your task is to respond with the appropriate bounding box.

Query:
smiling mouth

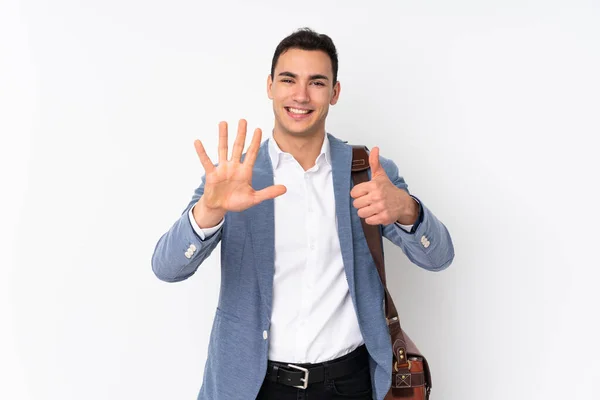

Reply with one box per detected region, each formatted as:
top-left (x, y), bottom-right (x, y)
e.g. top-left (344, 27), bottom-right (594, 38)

top-left (285, 107), bottom-right (314, 115)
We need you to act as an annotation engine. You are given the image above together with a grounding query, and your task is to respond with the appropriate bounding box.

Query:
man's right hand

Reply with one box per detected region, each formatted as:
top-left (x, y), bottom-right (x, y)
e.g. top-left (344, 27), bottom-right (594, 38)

top-left (192, 119), bottom-right (287, 228)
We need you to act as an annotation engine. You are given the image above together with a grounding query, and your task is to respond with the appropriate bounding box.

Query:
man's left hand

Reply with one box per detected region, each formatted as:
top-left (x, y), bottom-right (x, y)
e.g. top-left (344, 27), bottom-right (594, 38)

top-left (350, 147), bottom-right (419, 226)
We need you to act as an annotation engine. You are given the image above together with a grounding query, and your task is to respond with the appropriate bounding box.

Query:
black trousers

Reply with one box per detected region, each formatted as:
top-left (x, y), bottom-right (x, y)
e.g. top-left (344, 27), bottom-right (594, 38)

top-left (256, 345), bottom-right (373, 400)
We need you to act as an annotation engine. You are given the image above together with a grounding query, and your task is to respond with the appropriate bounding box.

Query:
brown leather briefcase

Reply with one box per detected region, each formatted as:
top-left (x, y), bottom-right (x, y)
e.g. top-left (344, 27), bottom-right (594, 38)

top-left (351, 146), bottom-right (432, 400)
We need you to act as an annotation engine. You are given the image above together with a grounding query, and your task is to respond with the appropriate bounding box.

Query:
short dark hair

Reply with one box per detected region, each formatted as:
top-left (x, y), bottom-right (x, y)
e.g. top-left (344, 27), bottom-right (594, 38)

top-left (271, 28), bottom-right (339, 83)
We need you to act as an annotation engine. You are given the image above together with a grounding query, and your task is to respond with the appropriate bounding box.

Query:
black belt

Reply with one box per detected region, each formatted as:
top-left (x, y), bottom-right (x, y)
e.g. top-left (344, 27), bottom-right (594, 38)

top-left (265, 345), bottom-right (368, 389)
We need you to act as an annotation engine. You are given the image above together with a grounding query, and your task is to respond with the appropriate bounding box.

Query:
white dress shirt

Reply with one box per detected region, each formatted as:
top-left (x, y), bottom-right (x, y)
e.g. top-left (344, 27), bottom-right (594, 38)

top-left (189, 135), bottom-right (413, 364)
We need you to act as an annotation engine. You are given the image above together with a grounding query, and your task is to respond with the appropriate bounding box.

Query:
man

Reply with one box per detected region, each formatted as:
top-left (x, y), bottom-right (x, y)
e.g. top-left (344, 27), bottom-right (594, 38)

top-left (152, 28), bottom-right (454, 400)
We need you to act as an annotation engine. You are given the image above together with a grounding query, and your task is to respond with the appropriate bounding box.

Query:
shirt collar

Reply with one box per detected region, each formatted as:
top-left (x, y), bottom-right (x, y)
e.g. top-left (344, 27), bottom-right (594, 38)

top-left (268, 133), bottom-right (331, 170)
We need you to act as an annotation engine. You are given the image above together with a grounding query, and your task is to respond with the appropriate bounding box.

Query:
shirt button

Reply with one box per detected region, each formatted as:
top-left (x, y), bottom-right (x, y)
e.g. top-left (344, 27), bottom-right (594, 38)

top-left (263, 330), bottom-right (268, 340)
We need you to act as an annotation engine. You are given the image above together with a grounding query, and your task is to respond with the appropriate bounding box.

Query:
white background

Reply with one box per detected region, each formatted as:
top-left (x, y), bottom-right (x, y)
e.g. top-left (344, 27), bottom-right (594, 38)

top-left (2, 1), bottom-right (599, 399)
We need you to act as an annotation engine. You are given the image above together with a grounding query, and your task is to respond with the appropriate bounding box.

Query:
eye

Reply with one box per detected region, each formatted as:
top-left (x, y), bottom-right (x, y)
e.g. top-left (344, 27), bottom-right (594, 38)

top-left (311, 81), bottom-right (326, 86)
top-left (280, 79), bottom-right (294, 83)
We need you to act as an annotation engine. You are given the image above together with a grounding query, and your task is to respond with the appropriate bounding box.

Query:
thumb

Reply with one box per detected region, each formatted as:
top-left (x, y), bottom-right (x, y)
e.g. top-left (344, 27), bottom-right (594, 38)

top-left (369, 146), bottom-right (384, 177)
top-left (254, 184), bottom-right (287, 204)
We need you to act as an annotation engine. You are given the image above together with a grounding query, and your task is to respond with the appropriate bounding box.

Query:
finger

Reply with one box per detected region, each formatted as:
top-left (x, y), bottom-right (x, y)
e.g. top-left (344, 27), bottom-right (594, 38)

top-left (365, 214), bottom-right (383, 226)
top-left (350, 181), bottom-right (371, 198)
top-left (369, 146), bottom-right (384, 177)
top-left (231, 119), bottom-right (247, 162)
top-left (357, 204), bottom-right (379, 219)
top-left (352, 194), bottom-right (371, 209)
top-left (253, 184), bottom-right (287, 204)
top-left (194, 139), bottom-right (216, 173)
top-left (218, 121), bottom-right (228, 163)
top-left (243, 128), bottom-right (262, 167)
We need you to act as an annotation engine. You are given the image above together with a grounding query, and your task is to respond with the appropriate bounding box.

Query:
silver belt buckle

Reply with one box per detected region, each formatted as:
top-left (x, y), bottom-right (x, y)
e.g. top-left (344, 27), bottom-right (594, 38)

top-left (287, 364), bottom-right (309, 389)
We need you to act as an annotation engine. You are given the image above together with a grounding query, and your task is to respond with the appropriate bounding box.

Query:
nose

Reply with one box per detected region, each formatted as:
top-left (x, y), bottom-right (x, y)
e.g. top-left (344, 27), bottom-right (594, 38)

top-left (291, 83), bottom-right (310, 103)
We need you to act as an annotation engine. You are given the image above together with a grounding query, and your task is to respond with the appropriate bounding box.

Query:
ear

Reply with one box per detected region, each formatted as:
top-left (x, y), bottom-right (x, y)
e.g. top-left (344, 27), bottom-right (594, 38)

top-left (267, 74), bottom-right (274, 100)
top-left (330, 80), bottom-right (341, 105)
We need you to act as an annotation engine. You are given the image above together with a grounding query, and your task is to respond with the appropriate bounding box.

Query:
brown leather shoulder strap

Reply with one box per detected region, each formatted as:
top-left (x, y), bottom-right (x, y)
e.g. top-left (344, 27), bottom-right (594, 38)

top-left (351, 145), bottom-right (432, 392)
top-left (350, 146), bottom-right (400, 324)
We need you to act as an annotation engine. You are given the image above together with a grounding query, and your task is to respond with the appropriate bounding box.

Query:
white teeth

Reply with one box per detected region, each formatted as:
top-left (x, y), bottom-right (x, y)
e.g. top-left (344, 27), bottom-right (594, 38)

top-left (288, 107), bottom-right (310, 114)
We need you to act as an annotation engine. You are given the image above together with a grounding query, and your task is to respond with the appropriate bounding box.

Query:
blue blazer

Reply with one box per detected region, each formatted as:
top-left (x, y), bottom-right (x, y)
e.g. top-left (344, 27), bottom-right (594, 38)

top-left (152, 133), bottom-right (454, 400)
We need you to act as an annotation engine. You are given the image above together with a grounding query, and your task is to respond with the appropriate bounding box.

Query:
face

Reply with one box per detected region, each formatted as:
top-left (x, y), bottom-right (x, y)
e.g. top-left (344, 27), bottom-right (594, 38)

top-left (267, 48), bottom-right (340, 139)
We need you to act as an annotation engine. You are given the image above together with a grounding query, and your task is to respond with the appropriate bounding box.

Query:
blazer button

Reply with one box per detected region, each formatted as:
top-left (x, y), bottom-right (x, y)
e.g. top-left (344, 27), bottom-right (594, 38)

top-left (263, 330), bottom-right (268, 340)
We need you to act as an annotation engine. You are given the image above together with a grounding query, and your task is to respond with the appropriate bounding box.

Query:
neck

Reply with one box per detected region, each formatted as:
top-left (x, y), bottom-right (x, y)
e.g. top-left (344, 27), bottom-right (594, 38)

top-left (272, 127), bottom-right (326, 171)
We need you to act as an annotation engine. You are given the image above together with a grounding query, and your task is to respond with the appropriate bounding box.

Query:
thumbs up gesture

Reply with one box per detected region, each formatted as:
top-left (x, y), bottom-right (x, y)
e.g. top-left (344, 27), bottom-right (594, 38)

top-left (350, 147), bottom-right (419, 226)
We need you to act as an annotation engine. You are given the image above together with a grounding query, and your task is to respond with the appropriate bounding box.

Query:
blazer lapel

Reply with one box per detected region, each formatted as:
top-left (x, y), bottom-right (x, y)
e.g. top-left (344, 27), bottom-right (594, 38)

top-left (328, 134), bottom-right (356, 297)
top-left (248, 140), bottom-right (275, 318)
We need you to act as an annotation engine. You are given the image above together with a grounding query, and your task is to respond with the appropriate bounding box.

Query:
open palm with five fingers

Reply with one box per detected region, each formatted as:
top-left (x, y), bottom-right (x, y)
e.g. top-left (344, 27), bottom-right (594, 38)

top-left (192, 119), bottom-right (287, 228)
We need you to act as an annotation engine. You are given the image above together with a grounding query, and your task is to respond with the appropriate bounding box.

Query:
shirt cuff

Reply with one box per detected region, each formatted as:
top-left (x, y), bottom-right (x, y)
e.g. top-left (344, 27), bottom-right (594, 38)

top-left (188, 207), bottom-right (224, 240)
top-left (396, 222), bottom-right (414, 232)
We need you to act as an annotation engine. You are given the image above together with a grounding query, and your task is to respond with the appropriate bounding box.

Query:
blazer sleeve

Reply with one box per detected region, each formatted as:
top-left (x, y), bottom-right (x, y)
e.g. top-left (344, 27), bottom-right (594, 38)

top-left (151, 174), bottom-right (223, 282)
top-left (379, 156), bottom-right (455, 272)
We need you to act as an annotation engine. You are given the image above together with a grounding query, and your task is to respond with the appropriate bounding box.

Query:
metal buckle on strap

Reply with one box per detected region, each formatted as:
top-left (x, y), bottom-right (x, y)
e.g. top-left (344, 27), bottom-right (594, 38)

top-left (287, 364), bottom-right (309, 389)
top-left (394, 360), bottom-right (413, 388)
top-left (394, 359), bottom-right (412, 372)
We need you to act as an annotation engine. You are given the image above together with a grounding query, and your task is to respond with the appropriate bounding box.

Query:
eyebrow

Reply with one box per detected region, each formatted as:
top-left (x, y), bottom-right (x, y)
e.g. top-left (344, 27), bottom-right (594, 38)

top-left (278, 71), bottom-right (330, 81)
